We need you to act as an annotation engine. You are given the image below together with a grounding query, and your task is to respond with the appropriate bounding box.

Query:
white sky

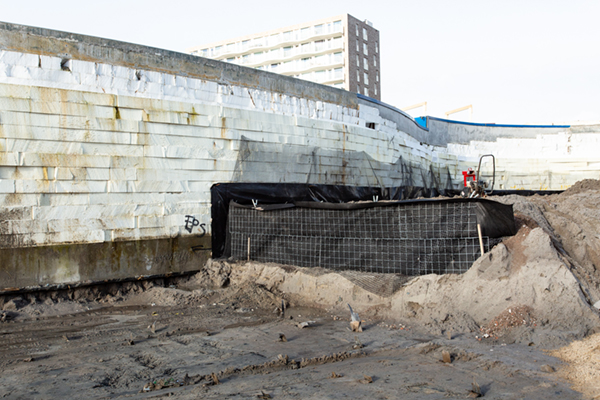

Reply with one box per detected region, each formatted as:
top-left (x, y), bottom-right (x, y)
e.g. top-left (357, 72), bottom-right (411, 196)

top-left (1, 0), bottom-right (599, 124)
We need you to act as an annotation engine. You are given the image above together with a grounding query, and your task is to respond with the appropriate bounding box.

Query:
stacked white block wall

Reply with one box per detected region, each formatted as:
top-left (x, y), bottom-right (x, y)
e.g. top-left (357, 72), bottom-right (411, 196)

top-left (0, 49), bottom-right (599, 249)
top-left (448, 132), bottom-right (600, 190)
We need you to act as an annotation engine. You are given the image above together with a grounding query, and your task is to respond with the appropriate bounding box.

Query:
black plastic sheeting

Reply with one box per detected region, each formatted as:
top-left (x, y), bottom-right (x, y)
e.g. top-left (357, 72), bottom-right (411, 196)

top-left (210, 183), bottom-right (519, 258)
top-left (211, 183), bottom-right (387, 257)
top-left (230, 197), bottom-right (517, 238)
top-left (226, 198), bottom-right (516, 275)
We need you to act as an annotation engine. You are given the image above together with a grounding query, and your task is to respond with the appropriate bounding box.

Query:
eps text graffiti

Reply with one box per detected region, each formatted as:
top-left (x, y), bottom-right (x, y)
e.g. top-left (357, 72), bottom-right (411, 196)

top-left (184, 215), bottom-right (206, 236)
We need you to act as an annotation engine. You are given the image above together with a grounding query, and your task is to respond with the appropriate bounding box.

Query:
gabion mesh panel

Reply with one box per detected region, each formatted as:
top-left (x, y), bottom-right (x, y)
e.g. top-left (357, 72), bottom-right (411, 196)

top-left (228, 202), bottom-right (489, 275)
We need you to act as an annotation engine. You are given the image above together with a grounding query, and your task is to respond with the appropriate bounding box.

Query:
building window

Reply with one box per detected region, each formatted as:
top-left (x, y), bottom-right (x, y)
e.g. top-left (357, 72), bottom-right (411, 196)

top-left (364, 73), bottom-right (369, 85)
top-left (356, 55), bottom-right (359, 67)
top-left (283, 31), bottom-right (292, 41)
top-left (315, 40), bottom-right (325, 52)
top-left (282, 60), bottom-right (293, 71)
top-left (364, 87), bottom-right (369, 96)
top-left (215, 45), bottom-right (222, 56)
top-left (252, 37), bottom-right (263, 48)
top-left (356, 40), bottom-right (359, 52)
top-left (283, 46), bottom-right (292, 57)
top-left (375, 41), bottom-right (378, 53)
top-left (333, 20), bottom-right (342, 31)
top-left (364, 58), bottom-right (368, 71)
top-left (356, 24), bottom-right (359, 36)
top-left (301, 42), bottom-right (310, 53)
top-left (226, 43), bottom-right (235, 53)
top-left (332, 36), bottom-right (343, 49)
top-left (227, 57), bottom-right (235, 62)
top-left (363, 27), bottom-right (368, 41)
top-left (315, 24), bottom-right (324, 35)
top-left (363, 43), bottom-right (368, 55)
top-left (374, 86), bottom-right (378, 96)
top-left (374, 56), bottom-right (377, 67)
top-left (357, 70), bottom-right (360, 82)
top-left (301, 27), bottom-right (310, 39)
top-left (269, 34), bottom-right (279, 46)
top-left (357, 84), bottom-right (360, 92)
top-left (376, 72), bottom-right (379, 82)
top-left (315, 70), bottom-right (325, 82)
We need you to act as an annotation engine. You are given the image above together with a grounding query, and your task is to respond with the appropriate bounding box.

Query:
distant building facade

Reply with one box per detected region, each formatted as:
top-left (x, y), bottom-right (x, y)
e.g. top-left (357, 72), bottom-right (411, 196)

top-left (186, 14), bottom-right (380, 100)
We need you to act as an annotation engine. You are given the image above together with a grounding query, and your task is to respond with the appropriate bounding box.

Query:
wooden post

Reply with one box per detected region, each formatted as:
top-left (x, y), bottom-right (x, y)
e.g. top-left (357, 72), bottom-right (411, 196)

top-left (247, 237), bottom-right (250, 261)
top-left (477, 224), bottom-right (484, 256)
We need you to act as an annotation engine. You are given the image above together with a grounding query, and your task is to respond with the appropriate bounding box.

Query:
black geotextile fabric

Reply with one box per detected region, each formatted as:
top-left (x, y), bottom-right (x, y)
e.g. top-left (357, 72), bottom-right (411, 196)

top-left (226, 199), bottom-right (516, 275)
top-left (210, 183), bottom-right (516, 259)
top-left (229, 198), bottom-right (517, 239)
top-left (210, 183), bottom-right (464, 257)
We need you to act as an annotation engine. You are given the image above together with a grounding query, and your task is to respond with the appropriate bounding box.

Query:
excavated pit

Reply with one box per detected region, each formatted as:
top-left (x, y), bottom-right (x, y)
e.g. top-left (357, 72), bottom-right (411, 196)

top-left (2, 181), bottom-right (600, 399)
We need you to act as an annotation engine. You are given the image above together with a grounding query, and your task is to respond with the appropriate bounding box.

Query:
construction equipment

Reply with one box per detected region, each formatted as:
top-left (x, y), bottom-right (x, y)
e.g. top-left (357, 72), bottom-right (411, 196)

top-left (460, 154), bottom-right (495, 198)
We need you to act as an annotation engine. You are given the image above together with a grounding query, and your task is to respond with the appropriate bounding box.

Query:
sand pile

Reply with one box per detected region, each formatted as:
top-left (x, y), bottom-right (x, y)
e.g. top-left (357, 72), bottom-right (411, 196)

top-left (490, 180), bottom-right (600, 308)
top-left (224, 225), bottom-right (599, 347)
top-left (390, 226), bottom-right (599, 346)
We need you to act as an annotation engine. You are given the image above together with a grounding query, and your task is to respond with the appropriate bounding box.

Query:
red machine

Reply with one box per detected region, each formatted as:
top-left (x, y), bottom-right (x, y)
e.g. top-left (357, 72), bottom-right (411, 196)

top-left (462, 168), bottom-right (477, 187)
top-left (461, 155), bottom-right (495, 198)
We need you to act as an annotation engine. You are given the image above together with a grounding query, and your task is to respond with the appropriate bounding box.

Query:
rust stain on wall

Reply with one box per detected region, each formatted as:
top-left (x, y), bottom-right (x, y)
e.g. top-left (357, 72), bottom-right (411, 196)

top-left (220, 117), bottom-right (227, 139)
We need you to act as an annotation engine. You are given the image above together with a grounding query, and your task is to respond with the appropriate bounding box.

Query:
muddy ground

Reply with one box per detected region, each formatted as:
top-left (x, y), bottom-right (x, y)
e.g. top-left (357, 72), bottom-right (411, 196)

top-left (2, 180), bottom-right (600, 399)
top-left (0, 281), bottom-right (584, 399)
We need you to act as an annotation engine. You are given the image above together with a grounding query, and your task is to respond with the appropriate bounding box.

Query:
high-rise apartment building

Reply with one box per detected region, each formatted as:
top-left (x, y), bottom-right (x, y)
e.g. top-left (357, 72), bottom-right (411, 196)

top-left (186, 14), bottom-right (380, 100)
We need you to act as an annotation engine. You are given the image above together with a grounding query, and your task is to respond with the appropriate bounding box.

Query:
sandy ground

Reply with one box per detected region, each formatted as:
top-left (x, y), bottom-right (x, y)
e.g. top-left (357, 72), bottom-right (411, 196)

top-left (0, 282), bottom-right (583, 399)
top-left (2, 180), bottom-right (600, 399)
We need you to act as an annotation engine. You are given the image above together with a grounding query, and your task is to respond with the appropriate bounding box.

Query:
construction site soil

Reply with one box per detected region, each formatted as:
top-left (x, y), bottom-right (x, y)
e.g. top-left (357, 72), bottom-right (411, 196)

top-left (1, 180), bottom-right (600, 399)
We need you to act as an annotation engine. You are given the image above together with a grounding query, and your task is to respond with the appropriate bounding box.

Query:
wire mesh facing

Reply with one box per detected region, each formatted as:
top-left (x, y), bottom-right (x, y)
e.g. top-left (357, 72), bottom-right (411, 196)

top-left (228, 201), bottom-right (490, 275)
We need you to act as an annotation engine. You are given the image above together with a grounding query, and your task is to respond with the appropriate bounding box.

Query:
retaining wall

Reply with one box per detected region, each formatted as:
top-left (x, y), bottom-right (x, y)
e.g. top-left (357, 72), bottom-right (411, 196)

top-left (0, 22), bottom-right (599, 289)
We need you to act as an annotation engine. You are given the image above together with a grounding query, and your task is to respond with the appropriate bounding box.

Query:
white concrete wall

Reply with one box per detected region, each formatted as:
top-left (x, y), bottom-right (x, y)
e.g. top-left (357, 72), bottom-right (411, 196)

top-left (448, 132), bottom-right (600, 190)
top-left (0, 48), bottom-right (598, 250)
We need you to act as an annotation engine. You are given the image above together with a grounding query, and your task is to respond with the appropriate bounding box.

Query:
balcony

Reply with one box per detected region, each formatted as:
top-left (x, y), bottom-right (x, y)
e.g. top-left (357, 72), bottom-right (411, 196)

top-left (237, 38), bottom-right (343, 68)
top-left (206, 20), bottom-right (343, 59)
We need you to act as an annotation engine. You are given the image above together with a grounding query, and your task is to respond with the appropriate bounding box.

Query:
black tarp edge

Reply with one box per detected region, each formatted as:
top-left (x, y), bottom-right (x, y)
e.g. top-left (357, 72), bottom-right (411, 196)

top-left (231, 198), bottom-right (516, 239)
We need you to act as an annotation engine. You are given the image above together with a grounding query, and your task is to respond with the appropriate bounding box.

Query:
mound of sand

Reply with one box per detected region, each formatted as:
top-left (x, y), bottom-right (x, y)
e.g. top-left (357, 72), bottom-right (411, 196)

top-left (224, 225), bottom-right (599, 347)
top-left (391, 226), bottom-right (600, 346)
top-left (490, 184), bottom-right (600, 307)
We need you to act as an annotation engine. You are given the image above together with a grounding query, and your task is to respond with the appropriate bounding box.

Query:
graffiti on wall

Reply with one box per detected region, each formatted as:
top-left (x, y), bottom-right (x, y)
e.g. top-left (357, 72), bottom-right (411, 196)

top-left (184, 215), bottom-right (206, 236)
